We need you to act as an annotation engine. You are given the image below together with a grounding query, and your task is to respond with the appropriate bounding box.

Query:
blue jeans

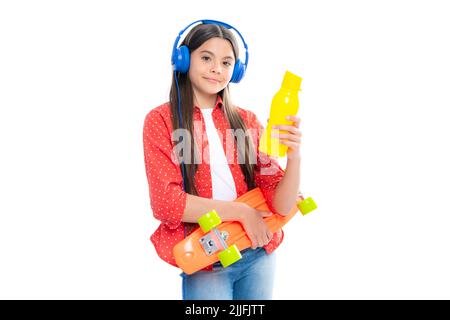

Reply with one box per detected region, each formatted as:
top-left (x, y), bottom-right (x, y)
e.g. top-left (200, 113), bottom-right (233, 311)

top-left (180, 247), bottom-right (276, 300)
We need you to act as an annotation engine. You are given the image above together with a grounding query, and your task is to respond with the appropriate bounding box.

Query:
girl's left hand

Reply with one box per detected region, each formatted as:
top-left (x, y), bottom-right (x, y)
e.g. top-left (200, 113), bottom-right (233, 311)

top-left (271, 115), bottom-right (302, 161)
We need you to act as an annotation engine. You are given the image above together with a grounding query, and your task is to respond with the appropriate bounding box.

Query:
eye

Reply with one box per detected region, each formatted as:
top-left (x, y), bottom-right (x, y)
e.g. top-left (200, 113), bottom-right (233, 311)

top-left (201, 56), bottom-right (211, 61)
top-left (224, 61), bottom-right (232, 67)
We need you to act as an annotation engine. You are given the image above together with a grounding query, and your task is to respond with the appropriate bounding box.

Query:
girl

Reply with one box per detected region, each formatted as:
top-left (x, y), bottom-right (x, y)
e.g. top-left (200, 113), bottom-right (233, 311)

top-left (143, 20), bottom-right (302, 300)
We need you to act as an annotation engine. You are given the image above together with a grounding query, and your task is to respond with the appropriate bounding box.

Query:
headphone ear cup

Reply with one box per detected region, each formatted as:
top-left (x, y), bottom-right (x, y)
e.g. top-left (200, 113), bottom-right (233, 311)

top-left (230, 59), bottom-right (246, 83)
top-left (173, 45), bottom-right (190, 73)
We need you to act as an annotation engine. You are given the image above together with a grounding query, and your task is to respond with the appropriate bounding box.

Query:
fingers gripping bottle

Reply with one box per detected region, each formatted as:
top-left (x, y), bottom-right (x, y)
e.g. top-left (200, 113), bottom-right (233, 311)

top-left (258, 71), bottom-right (302, 157)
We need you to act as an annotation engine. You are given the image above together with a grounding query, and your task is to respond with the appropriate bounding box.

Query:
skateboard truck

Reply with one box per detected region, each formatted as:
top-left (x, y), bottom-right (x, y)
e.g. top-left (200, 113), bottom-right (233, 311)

top-left (199, 229), bottom-right (229, 256)
top-left (197, 210), bottom-right (242, 268)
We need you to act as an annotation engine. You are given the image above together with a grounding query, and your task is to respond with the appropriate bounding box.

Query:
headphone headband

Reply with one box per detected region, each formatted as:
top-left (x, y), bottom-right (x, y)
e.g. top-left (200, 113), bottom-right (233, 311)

top-left (171, 19), bottom-right (249, 71)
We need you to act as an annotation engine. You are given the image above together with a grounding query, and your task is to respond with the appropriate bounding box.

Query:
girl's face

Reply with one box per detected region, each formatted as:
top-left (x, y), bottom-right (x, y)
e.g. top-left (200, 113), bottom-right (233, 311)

top-left (188, 37), bottom-right (235, 98)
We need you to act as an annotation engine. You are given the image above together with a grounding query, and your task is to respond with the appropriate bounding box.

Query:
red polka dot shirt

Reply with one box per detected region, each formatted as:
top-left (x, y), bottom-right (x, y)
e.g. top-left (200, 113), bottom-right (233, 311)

top-left (143, 95), bottom-right (286, 269)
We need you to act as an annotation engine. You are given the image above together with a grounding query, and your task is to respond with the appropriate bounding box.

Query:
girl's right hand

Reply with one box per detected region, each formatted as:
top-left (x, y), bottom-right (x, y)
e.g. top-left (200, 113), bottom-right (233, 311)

top-left (237, 203), bottom-right (273, 249)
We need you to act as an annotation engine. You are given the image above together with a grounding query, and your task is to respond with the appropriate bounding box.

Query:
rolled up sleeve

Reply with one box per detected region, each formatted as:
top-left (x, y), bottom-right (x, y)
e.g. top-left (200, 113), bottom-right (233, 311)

top-left (248, 111), bottom-right (286, 215)
top-left (143, 109), bottom-right (187, 229)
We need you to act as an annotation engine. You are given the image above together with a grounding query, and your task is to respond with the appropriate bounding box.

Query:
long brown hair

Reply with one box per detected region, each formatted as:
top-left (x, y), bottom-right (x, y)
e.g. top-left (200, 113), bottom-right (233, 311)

top-left (169, 23), bottom-right (256, 196)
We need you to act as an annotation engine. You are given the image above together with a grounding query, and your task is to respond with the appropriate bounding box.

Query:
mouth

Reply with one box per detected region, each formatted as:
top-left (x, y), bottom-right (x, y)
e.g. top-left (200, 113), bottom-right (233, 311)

top-left (204, 77), bottom-right (221, 84)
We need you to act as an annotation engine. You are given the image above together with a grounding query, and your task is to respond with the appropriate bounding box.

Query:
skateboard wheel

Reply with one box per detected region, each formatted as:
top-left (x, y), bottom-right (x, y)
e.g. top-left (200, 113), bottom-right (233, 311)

top-left (218, 244), bottom-right (242, 268)
top-left (198, 209), bottom-right (222, 233)
top-left (297, 197), bottom-right (317, 216)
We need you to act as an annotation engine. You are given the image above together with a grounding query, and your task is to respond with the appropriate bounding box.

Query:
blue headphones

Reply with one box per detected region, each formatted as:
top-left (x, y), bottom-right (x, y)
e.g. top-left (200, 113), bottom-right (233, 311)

top-left (171, 19), bottom-right (249, 83)
top-left (171, 19), bottom-right (249, 194)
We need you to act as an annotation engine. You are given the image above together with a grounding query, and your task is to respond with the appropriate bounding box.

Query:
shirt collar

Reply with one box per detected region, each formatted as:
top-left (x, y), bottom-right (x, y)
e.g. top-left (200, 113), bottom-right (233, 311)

top-left (194, 95), bottom-right (223, 112)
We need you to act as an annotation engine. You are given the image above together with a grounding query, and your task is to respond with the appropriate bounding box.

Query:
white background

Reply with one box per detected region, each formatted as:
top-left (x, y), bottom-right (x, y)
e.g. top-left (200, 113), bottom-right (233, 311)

top-left (1, 0), bottom-right (449, 299)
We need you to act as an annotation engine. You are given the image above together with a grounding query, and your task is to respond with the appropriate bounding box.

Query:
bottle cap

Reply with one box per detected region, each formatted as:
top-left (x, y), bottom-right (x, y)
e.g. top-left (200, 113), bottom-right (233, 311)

top-left (282, 71), bottom-right (302, 91)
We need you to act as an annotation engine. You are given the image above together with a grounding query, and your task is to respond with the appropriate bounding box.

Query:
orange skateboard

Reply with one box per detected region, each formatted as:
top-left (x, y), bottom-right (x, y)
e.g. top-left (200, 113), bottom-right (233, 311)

top-left (173, 187), bottom-right (317, 275)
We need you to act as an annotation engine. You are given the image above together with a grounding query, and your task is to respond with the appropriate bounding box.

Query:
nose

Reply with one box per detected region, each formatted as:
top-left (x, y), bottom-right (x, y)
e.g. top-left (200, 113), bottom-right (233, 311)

top-left (211, 61), bottom-right (222, 74)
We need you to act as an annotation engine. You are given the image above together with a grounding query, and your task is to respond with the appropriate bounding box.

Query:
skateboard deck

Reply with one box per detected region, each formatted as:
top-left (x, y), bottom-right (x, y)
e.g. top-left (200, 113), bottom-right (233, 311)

top-left (173, 187), bottom-right (304, 275)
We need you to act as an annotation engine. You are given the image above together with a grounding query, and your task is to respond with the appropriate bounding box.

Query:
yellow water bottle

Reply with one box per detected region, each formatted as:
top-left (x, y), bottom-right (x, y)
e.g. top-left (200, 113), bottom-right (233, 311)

top-left (258, 70), bottom-right (302, 157)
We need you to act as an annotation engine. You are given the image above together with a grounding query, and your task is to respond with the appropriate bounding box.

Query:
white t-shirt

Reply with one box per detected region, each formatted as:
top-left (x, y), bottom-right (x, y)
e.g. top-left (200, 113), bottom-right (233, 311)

top-left (200, 108), bottom-right (237, 201)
